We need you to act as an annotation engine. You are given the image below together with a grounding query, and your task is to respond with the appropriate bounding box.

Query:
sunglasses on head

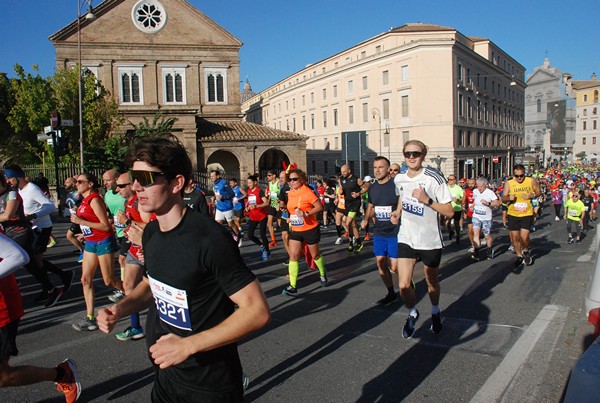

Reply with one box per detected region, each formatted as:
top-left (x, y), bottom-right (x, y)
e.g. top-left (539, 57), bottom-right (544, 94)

top-left (116, 183), bottom-right (130, 189)
top-left (129, 170), bottom-right (166, 187)
top-left (289, 177), bottom-right (300, 182)
top-left (403, 151), bottom-right (423, 159)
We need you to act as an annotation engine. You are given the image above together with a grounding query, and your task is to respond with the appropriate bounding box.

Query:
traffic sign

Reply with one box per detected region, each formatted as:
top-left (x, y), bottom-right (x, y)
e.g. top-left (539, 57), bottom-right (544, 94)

top-left (465, 159), bottom-right (474, 165)
top-left (62, 119), bottom-right (74, 127)
top-left (493, 156), bottom-right (499, 163)
top-left (51, 111), bottom-right (61, 129)
top-left (44, 125), bottom-right (52, 134)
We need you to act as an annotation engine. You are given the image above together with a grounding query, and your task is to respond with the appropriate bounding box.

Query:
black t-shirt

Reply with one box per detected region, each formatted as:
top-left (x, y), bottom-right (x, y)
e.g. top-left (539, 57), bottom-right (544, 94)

top-left (582, 195), bottom-right (593, 211)
top-left (368, 179), bottom-right (400, 237)
top-left (182, 186), bottom-right (209, 215)
top-left (142, 209), bottom-right (256, 396)
top-left (340, 175), bottom-right (361, 205)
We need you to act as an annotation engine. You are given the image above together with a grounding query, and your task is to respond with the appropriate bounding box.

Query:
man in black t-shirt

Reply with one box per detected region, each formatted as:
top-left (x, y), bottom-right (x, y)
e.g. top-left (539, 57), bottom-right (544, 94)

top-left (338, 164), bottom-right (366, 253)
top-left (97, 136), bottom-right (270, 402)
top-left (581, 188), bottom-right (594, 232)
top-left (182, 178), bottom-right (209, 216)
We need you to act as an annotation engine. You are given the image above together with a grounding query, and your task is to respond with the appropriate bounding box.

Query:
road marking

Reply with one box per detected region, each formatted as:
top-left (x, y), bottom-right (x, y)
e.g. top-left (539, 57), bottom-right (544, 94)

top-left (576, 233), bottom-right (597, 262)
top-left (470, 304), bottom-right (568, 403)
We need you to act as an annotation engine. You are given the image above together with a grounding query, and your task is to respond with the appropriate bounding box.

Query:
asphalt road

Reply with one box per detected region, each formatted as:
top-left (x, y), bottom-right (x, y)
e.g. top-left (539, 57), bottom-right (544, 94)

top-left (2, 205), bottom-right (597, 402)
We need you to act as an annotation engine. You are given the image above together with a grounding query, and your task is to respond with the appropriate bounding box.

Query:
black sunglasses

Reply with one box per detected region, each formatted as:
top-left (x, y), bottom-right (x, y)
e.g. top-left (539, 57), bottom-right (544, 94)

top-left (116, 183), bottom-right (131, 189)
top-left (391, 169), bottom-right (400, 172)
top-left (289, 177), bottom-right (300, 182)
top-left (129, 170), bottom-right (166, 187)
top-left (76, 179), bottom-right (88, 184)
top-left (514, 174), bottom-right (525, 178)
top-left (403, 151), bottom-right (423, 159)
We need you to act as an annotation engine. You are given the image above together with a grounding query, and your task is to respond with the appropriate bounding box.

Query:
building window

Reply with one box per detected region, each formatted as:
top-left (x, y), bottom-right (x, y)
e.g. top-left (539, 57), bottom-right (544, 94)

top-left (584, 94), bottom-right (588, 102)
top-left (458, 63), bottom-right (463, 82)
top-left (348, 80), bottom-right (354, 94)
top-left (477, 132), bottom-right (483, 146)
top-left (401, 95), bottom-right (409, 117)
top-left (584, 109), bottom-right (587, 116)
top-left (292, 118), bottom-right (296, 131)
top-left (583, 137), bottom-right (587, 145)
top-left (348, 105), bottom-right (354, 124)
top-left (458, 129), bottom-right (464, 147)
top-left (323, 111), bottom-right (327, 128)
top-left (162, 67), bottom-right (186, 104)
top-left (285, 101), bottom-right (288, 111)
top-left (467, 97), bottom-right (472, 118)
top-left (334, 136), bottom-right (339, 149)
top-left (361, 51), bottom-right (366, 59)
top-left (323, 88), bottom-right (327, 100)
top-left (362, 103), bottom-right (368, 123)
top-left (132, 0), bottom-right (168, 33)
top-left (302, 95), bottom-right (305, 106)
top-left (118, 66), bottom-right (144, 104)
top-left (477, 100), bottom-right (482, 120)
top-left (362, 76), bottom-right (368, 90)
top-left (382, 70), bottom-right (389, 85)
top-left (595, 90), bottom-right (599, 103)
top-left (312, 139), bottom-right (316, 149)
top-left (375, 45), bottom-right (382, 53)
top-left (334, 109), bottom-right (338, 126)
top-left (205, 67), bottom-right (227, 103)
top-left (594, 121), bottom-right (598, 130)
top-left (458, 94), bottom-right (463, 117)
top-left (333, 85), bottom-right (338, 98)
top-left (401, 65), bottom-right (409, 81)
top-left (302, 115), bottom-right (306, 130)
top-left (594, 137), bottom-right (597, 144)
top-left (383, 99), bottom-right (390, 120)
top-left (292, 98), bottom-right (295, 109)
top-left (311, 92), bottom-right (314, 104)
top-left (466, 131), bottom-right (472, 146)
top-left (311, 114), bottom-right (315, 129)
top-left (584, 121), bottom-right (587, 130)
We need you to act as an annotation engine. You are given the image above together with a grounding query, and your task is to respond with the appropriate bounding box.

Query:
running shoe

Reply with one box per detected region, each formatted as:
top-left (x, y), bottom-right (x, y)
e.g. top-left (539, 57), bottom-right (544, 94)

top-left (555, 216), bottom-right (560, 221)
top-left (347, 243), bottom-right (354, 253)
top-left (45, 288), bottom-right (64, 308)
top-left (514, 256), bottom-right (524, 267)
top-left (376, 293), bottom-right (398, 306)
top-left (468, 246), bottom-right (475, 253)
top-left (259, 245), bottom-right (265, 256)
top-left (55, 358), bottom-right (81, 403)
top-left (115, 326), bottom-right (145, 341)
top-left (242, 373), bottom-right (250, 391)
top-left (268, 240), bottom-right (278, 247)
top-left (508, 244), bottom-right (515, 252)
top-left (34, 289), bottom-right (49, 304)
top-left (343, 231), bottom-right (349, 237)
top-left (77, 251), bottom-right (84, 263)
top-left (320, 275), bottom-right (329, 287)
top-left (281, 285), bottom-right (298, 297)
top-left (402, 310), bottom-right (420, 339)
top-left (353, 242), bottom-right (364, 253)
top-left (470, 249), bottom-right (479, 261)
top-left (47, 238), bottom-right (57, 248)
top-left (334, 237), bottom-right (343, 245)
top-left (260, 251), bottom-right (271, 261)
top-left (237, 235), bottom-right (243, 248)
top-left (576, 238), bottom-right (581, 244)
top-left (523, 250), bottom-right (533, 266)
top-left (72, 317), bottom-right (98, 331)
top-left (108, 290), bottom-right (125, 303)
top-left (282, 261), bottom-right (289, 266)
top-left (62, 271), bottom-right (74, 293)
top-left (431, 313), bottom-right (443, 334)
top-left (364, 233), bottom-right (370, 241)
top-left (487, 248), bottom-right (495, 260)
top-left (568, 237), bottom-right (574, 244)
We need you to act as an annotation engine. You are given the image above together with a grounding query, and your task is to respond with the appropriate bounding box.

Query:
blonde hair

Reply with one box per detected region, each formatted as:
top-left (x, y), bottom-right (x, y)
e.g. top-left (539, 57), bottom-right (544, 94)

top-left (402, 140), bottom-right (428, 158)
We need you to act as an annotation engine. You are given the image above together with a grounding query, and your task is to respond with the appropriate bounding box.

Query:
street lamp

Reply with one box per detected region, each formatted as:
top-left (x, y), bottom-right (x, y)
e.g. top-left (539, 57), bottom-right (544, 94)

top-left (384, 120), bottom-right (390, 160)
top-left (371, 108), bottom-right (382, 155)
top-left (77, 0), bottom-right (96, 172)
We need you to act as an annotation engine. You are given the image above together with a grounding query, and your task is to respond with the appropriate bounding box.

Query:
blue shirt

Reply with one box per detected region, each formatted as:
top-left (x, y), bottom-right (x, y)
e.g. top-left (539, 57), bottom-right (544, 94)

top-left (232, 185), bottom-right (244, 211)
top-left (212, 178), bottom-right (234, 212)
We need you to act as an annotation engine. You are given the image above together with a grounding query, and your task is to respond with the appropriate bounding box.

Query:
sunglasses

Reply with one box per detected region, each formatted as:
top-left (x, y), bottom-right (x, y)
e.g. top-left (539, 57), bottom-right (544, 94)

top-left (391, 169), bottom-right (400, 172)
top-left (289, 177), bottom-right (300, 182)
top-left (76, 179), bottom-right (88, 184)
top-left (129, 170), bottom-right (166, 187)
top-left (514, 174), bottom-right (525, 178)
top-left (116, 183), bottom-right (130, 189)
top-left (448, 178), bottom-right (456, 181)
top-left (403, 151), bottom-right (423, 159)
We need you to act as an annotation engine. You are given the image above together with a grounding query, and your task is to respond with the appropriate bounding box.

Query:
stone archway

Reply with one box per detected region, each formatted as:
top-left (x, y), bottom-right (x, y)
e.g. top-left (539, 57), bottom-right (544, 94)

top-left (206, 150), bottom-right (240, 176)
top-left (258, 148), bottom-right (290, 174)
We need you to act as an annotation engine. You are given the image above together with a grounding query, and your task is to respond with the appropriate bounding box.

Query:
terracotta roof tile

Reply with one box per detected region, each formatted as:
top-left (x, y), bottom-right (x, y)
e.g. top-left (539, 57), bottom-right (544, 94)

top-left (390, 23), bottom-right (455, 33)
top-left (571, 80), bottom-right (600, 90)
top-left (197, 119), bottom-right (308, 142)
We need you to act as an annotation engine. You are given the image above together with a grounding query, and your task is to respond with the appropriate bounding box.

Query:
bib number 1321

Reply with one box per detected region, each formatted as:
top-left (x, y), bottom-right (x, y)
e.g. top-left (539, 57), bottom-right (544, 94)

top-left (148, 276), bottom-right (192, 331)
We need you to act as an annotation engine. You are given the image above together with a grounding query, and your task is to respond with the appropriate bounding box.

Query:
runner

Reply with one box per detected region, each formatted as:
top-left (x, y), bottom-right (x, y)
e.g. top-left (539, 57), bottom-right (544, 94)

top-left (0, 233), bottom-right (81, 402)
top-left (551, 185), bottom-right (563, 221)
top-left (390, 163), bottom-right (401, 179)
top-left (97, 135), bottom-right (270, 401)
top-left (390, 140), bottom-right (453, 338)
top-left (265, 170), bottom-right (280, 247)
top-left (230, 178), bottom-right (247, 235)
top-left (62, 177), bottom-right (84, 263)
top-left (333, 179), bottom-right (347, 245)
top-left (245, 175), bottom-right (270, 261)
top-left (102, 169), bottom-right (127, 281)
top-left (565, 190), bottom-right (585, 244)
top-left (446, 174), bottom-right (464, 244)
top-left (338, 164), bottom-right (366, 253)
top-left (581, 187), bottom-right (594, 232)
top-left (210, 170), bottom-right (242, 246)
top-left (463, 178), bottom-right (477, 254)
top-left (361, 156), bottom-right (400, 305)
top-left (71, 172), bottom-right (123, 331)
top-left (471, 177), bottom-right (500, 261)
top-left (501, 165), bottom-right (541, 267)
top-left (277, 171), bottom-right (291, 266)
top-left (282, 168), bottom-right (328, 296)
top-left (182, 177), bottom-right (209, 215)
top-left (322, 179), bottom-right (336, 227)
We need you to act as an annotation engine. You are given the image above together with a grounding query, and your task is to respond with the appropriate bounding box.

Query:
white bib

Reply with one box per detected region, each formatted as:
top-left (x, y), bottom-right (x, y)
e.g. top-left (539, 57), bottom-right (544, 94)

top-left (148, 276), bottom-right (191, 331)
top-left (374, 206), bottom-right (392, 221)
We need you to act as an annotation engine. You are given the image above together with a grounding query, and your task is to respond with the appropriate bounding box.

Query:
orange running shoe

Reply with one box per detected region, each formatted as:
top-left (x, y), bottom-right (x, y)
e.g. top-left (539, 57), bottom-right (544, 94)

top-left (55, 358), bottom-right (81, 402)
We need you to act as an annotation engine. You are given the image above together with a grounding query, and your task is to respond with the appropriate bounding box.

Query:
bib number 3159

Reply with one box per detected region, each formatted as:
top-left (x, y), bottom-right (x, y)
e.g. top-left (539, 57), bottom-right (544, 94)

top-left (148, 276), bottom-right (192, 331)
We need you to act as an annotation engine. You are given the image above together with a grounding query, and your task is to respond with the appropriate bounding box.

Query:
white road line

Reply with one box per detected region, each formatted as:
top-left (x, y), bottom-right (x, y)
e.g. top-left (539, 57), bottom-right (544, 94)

top-left (470, 304), bottom-right (568, 403)
top-left (577, 233), bottom-right (597, 262)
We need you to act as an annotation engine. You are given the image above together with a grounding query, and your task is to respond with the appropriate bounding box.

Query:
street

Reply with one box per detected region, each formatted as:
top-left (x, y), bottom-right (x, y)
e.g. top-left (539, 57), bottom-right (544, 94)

top-left (2, 206), bottom-right (596, 402)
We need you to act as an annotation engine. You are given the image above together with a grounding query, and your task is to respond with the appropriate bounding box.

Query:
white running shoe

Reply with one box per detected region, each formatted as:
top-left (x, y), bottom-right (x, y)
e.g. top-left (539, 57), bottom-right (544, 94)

top-left (335, 237), bottom-right (343, 245)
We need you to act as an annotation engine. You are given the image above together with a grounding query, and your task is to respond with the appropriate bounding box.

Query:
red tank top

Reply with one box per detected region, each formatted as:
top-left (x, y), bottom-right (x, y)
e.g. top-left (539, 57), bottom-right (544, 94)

top-left (0, 274), bottom-right (24, 327)
top-left (124, 195), bottom-right (156, 259)
top-left (77, 192), bottom-right (114, 241)
top-left (246, 187), bottom-right (268, 222)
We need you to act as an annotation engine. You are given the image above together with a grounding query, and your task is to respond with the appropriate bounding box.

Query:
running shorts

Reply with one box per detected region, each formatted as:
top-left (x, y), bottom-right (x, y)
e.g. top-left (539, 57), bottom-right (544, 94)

top-left (507, 215), bottom-right (534, 231)
top-left (397, 242), bottom-right (442, 268)
top-left (373, 237), bottom-right (398, 258)
top-left (84, 236), bottom-right (118, 256)
top-left (288, 226), bottom-right (320, 245)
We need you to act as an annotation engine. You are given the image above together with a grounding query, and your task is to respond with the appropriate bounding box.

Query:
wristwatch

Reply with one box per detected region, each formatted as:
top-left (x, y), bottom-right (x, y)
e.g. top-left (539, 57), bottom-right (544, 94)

top-left (427, 198), bottom-right (433, 206)
top-left (125, 218), bottom-right (132, 227)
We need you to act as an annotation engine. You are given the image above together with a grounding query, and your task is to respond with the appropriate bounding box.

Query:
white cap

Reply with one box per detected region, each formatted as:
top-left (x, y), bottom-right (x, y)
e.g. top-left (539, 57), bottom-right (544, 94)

top-left (364, 175), bottom-right (372, 182)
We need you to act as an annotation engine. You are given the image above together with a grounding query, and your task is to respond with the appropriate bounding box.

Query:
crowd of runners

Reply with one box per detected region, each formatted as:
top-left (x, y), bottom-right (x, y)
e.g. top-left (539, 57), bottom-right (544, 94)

top-left (1, 134), bottom-right (600, 401)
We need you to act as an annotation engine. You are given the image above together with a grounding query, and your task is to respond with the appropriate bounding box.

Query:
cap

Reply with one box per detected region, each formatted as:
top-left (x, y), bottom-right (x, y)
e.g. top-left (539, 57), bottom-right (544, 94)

top-left (364, 175), bottom-right (372, 182)
top-left (3, 167), bottom-right (25, 179)
top-left (460, 178), bottom-right (467, 182)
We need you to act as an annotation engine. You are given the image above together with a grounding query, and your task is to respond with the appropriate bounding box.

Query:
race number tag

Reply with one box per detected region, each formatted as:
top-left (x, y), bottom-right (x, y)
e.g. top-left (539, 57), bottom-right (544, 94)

top-left (270, 192), bottom-right (278, 200)
top-left (114, 221), bottom-right (126, 229)
top-left (290, 214), bottom-right (304, 226)
top-left (568, 209), bottom-right (579, 217)
top-left (80, 224), bottom-right (92, 237)
top-left (148, 276), bottom-right (191, 331)
top-left (584, 206), bottom-right (589, 211)
top-left (514, 202), bottom-right (528, 212)
top-left (338, 198), bottom-right (345, 209)
top-left (374, 206), bottom-right (392, 221)
top-left (402, 196), bottom-right (424, 216)
top-left (474, 206), bottom-right (487, 216)
top-left (248, 195), bottom-right (257, 205)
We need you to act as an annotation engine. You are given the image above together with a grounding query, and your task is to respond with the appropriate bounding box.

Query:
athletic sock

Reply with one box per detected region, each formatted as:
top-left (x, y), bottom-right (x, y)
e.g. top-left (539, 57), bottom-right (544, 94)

top-left (387, 286), bottom-right (395, 295)
top-left (289, 261), bottom-right (299, 288)
top-left (431, 305), bottom-right (440, 315)
top-left (87, 314), bottom-right (95, 321)
top-left (131, 312), bottom-right (140, 329)
top-left (314, 255), bottom-right (326, 277)
top-left (336, 225), bottom-right (343, 237)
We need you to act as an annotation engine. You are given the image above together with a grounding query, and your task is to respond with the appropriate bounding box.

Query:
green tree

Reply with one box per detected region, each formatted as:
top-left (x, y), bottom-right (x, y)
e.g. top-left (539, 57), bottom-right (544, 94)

top-left (131, 113), bottom-right (178, 139)
top-left (576, 151), bottom-right (587, 160)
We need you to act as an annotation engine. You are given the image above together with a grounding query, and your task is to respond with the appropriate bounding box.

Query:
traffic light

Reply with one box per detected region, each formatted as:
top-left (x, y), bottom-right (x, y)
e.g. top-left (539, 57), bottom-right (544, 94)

top-left (56, 130), bottom-right (69, 156)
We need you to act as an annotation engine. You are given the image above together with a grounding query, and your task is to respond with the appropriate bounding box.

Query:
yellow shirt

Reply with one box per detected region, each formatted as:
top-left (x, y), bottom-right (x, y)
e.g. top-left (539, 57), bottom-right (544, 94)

top-left (507, 177), bottom-right (534, 217)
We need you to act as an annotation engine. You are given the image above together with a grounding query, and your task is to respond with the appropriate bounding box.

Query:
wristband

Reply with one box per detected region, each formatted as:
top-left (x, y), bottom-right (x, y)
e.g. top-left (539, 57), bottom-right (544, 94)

top-left (427, 198), bottom-right (433, 206)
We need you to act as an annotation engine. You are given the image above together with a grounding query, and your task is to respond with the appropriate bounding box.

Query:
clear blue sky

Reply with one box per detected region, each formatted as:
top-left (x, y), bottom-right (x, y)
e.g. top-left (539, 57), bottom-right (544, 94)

top-left (2, 0), bottom-right (599, 93)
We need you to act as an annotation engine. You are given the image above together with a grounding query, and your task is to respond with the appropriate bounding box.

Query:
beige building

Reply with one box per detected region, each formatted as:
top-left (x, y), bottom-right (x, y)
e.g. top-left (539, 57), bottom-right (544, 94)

top-left (243, 23), bottom-right (526, 179)
top-left (49, 0), bottom-right (307, 177)
top-left (572, 75), bottom-right (600, 160)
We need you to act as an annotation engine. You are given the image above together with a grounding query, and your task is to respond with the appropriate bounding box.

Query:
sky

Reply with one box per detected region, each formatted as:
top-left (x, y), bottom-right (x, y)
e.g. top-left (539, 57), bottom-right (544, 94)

top-left (2, 0), bottom-right (599, 93)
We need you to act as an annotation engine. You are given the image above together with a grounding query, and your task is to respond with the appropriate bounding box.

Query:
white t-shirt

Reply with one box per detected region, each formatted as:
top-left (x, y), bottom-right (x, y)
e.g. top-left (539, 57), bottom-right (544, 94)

top-left (394, 167), bottom-right (452, 250)
top-left (472, 188), bottom-right (497, 221)
top-left (18, 182), bottom-right (55, 229)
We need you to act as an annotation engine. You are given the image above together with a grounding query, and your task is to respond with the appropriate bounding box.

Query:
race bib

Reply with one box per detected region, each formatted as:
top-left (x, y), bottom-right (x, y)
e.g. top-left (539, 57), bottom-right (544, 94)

top-left (584, 206), bottom-right (589, 211)
top-left (270, 192), bottom-right (278, 200)
top-left (290, 214), bottom-right (304, 226)
top-left (325, 198), bottom-right (330, 204)
top-left (214, 190), bottom-right (220, 197)
top-left (402, 196), bottom-right (424, 217)
top-left (468, 203), bottom-right (474, 212)
top-left (80, 224), bottom-right (92, 237)
top-left (248, 195), bottom-right (257, 205)
top-left (474, 205), bottom-right (487, 216)
top-left (233, 197), bottom-right (238, 204)
top-left (374, 206), bottom-right (392, 221)
top-left (149, 276), bottom-right (191, 331)
top-left (114, 221), bottom-right (126, 229)
top-left (514, 202), bottom-right (528, 212)
top-left (569, 209), bottom-right (579, 217)
top-left (338, 198), bottom-right (345, 209)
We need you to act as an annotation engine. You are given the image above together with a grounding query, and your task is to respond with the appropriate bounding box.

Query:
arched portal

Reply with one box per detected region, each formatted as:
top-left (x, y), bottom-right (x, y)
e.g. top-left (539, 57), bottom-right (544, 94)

top-left (206, 150), bottom-right (240, 176)
top-left (258, 148), bottom-right (290, 175)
